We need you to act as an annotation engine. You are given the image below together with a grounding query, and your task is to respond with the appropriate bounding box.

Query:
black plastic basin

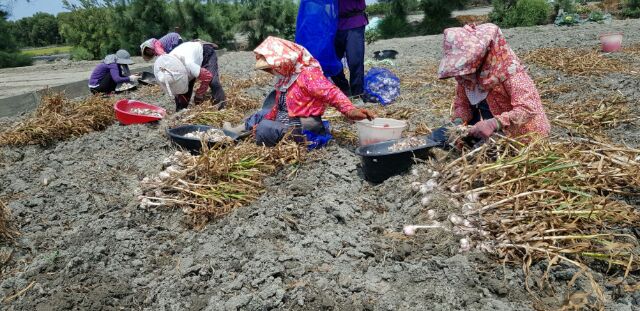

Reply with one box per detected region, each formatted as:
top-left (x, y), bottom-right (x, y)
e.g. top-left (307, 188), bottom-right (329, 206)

top-left (373, 50), bottom-right (399, 60)
top-left (166, 125), bottom-right (240, 154)
top-left (139, 71), bottom-right (157, 85)
top-left (355, 136), bottom-right (439, 183)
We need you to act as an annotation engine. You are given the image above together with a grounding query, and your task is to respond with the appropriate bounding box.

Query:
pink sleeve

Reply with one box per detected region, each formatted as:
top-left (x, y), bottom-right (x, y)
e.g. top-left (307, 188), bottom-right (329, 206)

top-left (153, 40), bottom-right (166, 55)
top-left (195, 68), bottom-right (213, 97)
top-left (453, 83), bottom-right (473, 123)
top-left (300, 68), bottom-right (355, 115)
top-left (496, 72), bottom-right (541, 130)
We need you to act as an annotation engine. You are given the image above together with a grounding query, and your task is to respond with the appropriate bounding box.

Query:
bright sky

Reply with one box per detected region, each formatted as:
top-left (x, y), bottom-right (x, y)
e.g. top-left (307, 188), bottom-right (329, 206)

top-left (6, 0), bottom-right (378, 21)
top-left (5, 0), bottom-right (69, 20)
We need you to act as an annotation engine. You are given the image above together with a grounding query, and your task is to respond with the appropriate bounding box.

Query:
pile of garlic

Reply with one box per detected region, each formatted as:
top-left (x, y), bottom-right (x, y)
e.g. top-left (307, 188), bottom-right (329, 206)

top-left (139, 151), bottom-right (196, 208)
top-left (404, 167), bottom-right (490, 253)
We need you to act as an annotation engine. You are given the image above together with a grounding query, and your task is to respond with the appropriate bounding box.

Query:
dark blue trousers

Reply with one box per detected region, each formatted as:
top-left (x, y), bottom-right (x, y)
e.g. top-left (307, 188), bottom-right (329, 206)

top-left (331, 26), bottom-right (365, 97)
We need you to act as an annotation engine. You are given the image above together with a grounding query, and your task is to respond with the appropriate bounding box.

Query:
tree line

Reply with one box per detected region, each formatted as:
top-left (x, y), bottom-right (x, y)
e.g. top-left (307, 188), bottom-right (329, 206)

top-left (1, 0), bottom-right (297, 64)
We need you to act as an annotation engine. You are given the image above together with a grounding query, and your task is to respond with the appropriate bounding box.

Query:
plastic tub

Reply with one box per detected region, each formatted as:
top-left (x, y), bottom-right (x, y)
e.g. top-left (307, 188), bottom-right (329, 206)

top-left (356, 118), bottom-right (407, 146)
top-left (114, 99), bottom-right (166, 125)
top-left (355, 136), bottom-right (439, 183)
top-left (166, 125), bottom-right (239, 154)
top-left (138, 71), bottom-right (157, 85)
top-left (373, 50), bottom-right (399, 60)
top-left (600, 32), bottom-right (623, 53)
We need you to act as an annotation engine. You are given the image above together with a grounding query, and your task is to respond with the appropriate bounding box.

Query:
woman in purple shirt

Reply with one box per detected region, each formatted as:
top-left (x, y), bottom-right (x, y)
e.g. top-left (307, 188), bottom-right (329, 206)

top-left (332, 0), bottom-right (368, 98)
top-left (88, 50), bottom-right (139, 94)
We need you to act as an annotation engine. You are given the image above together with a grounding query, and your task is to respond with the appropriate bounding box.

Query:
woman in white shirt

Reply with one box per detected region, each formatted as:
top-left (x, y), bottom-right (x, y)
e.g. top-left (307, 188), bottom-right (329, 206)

top-left (154, 41), bottom-right (226, 111)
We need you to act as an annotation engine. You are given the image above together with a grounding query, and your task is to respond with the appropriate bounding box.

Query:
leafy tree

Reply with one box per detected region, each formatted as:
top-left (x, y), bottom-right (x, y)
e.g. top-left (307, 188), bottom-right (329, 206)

top-left (378, 0), bottom-right (413, 38)
top-left (109, 0), bottom-right (173, 52)
top-left (240, 0), bottom-right (298, 48)
top-left (58, 0), bottom-right (118, 60)
top-left (0, 10), bottom-right (32, 68)
top-left (11, 13), bottom-right (61, 47)
top-left (420, 0), bottom-right (467, 35)
top-left (170, 0), bottom-right (238, 47)
top-left (490, 0), bottom-right (551, 27)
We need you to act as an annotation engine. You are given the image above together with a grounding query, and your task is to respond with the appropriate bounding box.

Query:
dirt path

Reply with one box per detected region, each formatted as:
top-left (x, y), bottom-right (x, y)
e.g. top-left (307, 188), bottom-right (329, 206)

top-left (1, 20), bottom-right (640, 310)
top-left (0, 57), bottom-right (150, 99)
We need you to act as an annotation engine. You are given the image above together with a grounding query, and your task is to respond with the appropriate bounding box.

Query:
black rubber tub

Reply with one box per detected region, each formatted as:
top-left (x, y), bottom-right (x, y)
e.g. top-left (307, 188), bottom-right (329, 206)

top-left (166, 125), bottom-right (240, 154)
top-left (373, 50), bottom-right (399, 60)
top-left (115, 82), bottom-right (138, 93)
top-left (139, 71), bottom-right (157, 85)
top-left (355, 136), bottom-right (440, 183)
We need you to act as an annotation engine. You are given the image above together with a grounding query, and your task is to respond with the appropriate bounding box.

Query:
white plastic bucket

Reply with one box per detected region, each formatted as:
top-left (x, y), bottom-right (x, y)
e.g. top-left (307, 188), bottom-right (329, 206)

top-left (356, 118), bottom-right (407, 146)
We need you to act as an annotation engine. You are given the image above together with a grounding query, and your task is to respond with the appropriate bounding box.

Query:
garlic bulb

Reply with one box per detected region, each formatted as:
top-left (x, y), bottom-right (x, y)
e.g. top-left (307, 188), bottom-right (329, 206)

top-left (421, 195), bottom-right (432, 207)
top-left (403, 225), bottom-right (416, 236)
top-left (426, 209), bottom-right (437, 219)
top-left (431, 171), bottom-right (441, 178)
top-left (448, 214), bottom-right (464, 225)
top-left (411, 182), bottom-right (422, 192)
top-left (465, 192), bottom-right (480, 203)
top-left (459, 238), bottom-right (471, 252)
top-left (462, 203), bottom-right (476, 213)
top-left (158, 171), bottom-right (171, 181)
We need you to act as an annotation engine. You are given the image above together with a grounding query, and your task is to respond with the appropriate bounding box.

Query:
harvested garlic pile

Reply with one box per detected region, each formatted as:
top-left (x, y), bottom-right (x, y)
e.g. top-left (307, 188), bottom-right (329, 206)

top-left (183, 129), bottom-right (231, 143)
top-left (130, 108), bottom-right (162, 118)
top-left (388, 137), bottom-right (425, 152)
top-left (140, 151), bottom-right (196, 208)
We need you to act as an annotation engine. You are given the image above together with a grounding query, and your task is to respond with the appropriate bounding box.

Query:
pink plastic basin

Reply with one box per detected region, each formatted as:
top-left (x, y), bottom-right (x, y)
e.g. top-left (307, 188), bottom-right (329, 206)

top-left (600, 32), bottom-right (623, 53)
top-left (114, 99), bottom-right (166, 125)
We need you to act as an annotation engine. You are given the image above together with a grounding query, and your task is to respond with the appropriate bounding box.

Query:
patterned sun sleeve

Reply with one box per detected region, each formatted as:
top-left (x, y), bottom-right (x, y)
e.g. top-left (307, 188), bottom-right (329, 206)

top-left (495, 72), bottom-right (540, 130)
top-left (453, 83), bottom-right (473, 123)
top-left (301, 68), bottom-right (356, 115)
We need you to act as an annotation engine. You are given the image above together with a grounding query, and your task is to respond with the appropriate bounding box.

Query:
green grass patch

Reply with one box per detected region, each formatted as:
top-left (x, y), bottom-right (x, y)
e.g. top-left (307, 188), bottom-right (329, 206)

top-left (21, 45), bottom-right (73, 57)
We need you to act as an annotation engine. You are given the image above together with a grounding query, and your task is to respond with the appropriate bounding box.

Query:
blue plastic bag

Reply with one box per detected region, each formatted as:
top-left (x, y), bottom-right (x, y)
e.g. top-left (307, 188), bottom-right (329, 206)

top-left (364, 67), bottom-right (401, 106)
top-left (302, 121), bottom-right (333, 150)
top-left (295, 0), bottom-right (342, 77)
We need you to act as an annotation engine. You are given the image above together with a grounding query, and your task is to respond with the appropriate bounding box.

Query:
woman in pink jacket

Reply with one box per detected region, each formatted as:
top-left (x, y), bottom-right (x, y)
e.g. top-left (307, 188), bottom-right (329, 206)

top-left (224, 36), bottom-right (375, 146)
top-left (438, 23), bottom-right (550, 141)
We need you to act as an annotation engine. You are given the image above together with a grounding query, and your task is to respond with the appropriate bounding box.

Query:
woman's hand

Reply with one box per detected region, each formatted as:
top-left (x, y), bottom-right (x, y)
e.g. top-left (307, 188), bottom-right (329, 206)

top-left (345, 108), bottom-right (376, 121)
top-left (469, 118), bottom-right (500, 139)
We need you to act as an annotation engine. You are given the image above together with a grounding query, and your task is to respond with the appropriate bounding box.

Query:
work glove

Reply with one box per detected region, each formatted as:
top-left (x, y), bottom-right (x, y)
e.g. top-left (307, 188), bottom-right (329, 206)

top-left (469, 118), bottom-right (500, 139)
top-left (345, 108), bottom-right (376, 121)
top-left (195, 68), bottom-right (213, 99)
top-left (194, 94), bottom-right (205, 105)
top-left (129, 75), bottom-right (139, 82)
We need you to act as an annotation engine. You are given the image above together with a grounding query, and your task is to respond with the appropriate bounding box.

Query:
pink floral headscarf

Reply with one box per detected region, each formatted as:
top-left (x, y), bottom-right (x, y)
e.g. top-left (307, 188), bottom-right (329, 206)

top-left (253, 36), bottom-right (321, 91)
top-left (438, 23), bottom-right (524, 90)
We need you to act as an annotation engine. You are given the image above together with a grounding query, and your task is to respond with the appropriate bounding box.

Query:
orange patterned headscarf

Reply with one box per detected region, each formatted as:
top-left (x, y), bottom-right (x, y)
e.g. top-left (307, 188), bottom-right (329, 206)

top-left (253, 36), bottom-right (321, 91)
top-left (438, 23), bottom-right (524, 90)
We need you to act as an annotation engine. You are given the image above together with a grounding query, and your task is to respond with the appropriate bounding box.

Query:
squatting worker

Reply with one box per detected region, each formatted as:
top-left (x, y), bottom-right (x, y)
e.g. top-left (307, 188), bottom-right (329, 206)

top-left (154, 41), bottom-right (226, 111)
top-left (88, 50), bottom-right (139, 94)
top-left (438, 23), bottom-right (550, 140)
top-left (223, 37), bottom-right (375, 147)
top-left (140, 32), bottom-right (183, 61)
top-left (331, 0), bottom-right (368, 98)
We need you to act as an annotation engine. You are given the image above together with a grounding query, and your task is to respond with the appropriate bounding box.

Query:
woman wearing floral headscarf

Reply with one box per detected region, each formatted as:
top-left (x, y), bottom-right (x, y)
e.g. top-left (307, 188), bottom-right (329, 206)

top-left (140, 32), bottom-right (183, 61)
top-left (224, 36), bottom-right (375, 147)
top-left (438, 23), bottom-right (550, 140)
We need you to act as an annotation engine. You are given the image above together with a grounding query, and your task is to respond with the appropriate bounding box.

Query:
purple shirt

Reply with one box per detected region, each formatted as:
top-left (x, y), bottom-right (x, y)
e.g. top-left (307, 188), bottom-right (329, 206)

top-left (158, 32), bottom-right (182, 54)
top-left (88, 63), bottom-right (130, 86)
top-left (338, 0), bottom-right (368, 30)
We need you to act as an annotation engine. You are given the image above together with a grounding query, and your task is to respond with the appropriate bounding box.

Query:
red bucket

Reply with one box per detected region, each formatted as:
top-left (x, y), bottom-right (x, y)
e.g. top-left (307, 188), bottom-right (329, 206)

top-left (599, 32), bottom-right (623, 53)
top-left (114, 99), bottom-right (166, 125)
